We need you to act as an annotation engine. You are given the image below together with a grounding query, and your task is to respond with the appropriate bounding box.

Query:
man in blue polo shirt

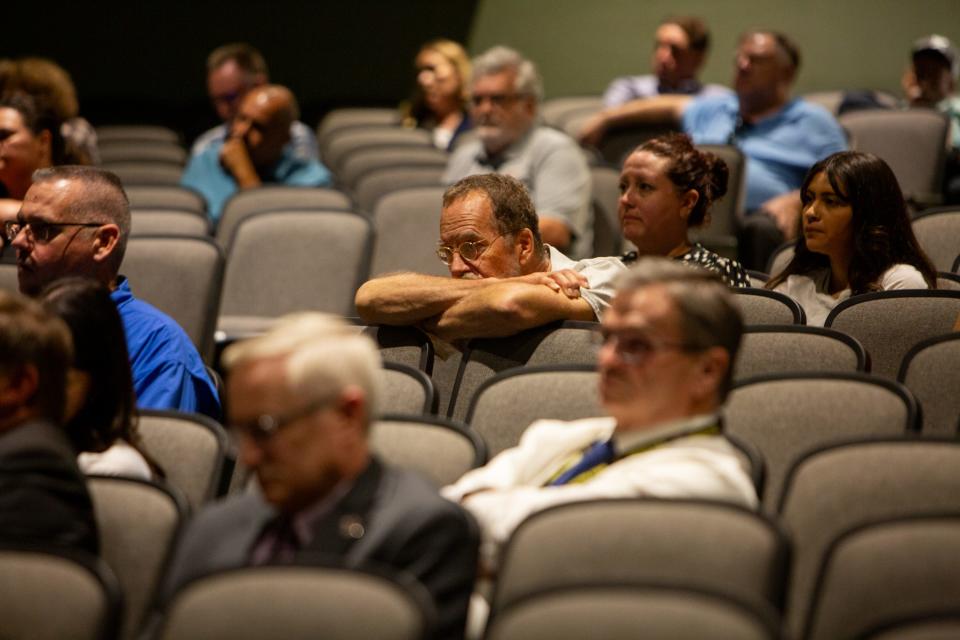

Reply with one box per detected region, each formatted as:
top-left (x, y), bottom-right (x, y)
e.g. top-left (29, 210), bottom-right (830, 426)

top-left (580, 30), bottom-right (847, 268)
top-left (181, 84), bottom-right (331, 225)
top-left (11, 166), bottom-right (220, 419)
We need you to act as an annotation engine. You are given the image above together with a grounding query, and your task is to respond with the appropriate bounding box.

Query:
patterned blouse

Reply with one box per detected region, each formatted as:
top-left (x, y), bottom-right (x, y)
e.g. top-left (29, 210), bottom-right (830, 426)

top-left (622, 243), bottom-right (751, 288)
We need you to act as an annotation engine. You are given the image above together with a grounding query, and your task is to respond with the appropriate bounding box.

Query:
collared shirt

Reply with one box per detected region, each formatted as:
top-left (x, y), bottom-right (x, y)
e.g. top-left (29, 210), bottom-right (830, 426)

top-left (547, 245), bottom-right (625, 318)
top-left (682, 94), bottom-right (847, 211)
top-left (603, 74), bottom-right (731, 107)
top-left (180, 139), bottom-right (332, 224)
top-left (444, 125), bottom-right (593, 258)
top-left (111, 277), bottom-right (221, 419)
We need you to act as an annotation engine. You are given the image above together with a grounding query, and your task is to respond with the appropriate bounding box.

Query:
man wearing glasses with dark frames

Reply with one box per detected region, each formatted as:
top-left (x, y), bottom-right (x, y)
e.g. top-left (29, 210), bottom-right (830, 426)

top-left (355, 173), bottom-right (625, 342)
top-left (443, 258), bottom-right (758, 571)
top-left (443, 46), bottom-right (592, 258)
top-left (12, 166), bottom-right (220, 420)
top-left (161, 314), bottom-right (478, 640)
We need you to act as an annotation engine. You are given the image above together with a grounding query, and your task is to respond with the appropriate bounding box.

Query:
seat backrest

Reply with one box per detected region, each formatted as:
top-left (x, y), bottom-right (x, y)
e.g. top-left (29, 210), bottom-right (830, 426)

top-left (839, 109), bottom-right (949, 205)
top-left (99, 142), bottom-right (187, 165)
top-left (0, 547), bottom-right (121, 640)
top-left (370, 414), bottom-right (486, 487)
top-left (806, 515), bottom-right (960, 640)
top-left (466, 365), bottom-right (601, 457)
top-left (120, 236), bottom-right (224, 363)
top-left (0, 262), bottom-right (20, 292)
top-left (912, 207), bottom-right (960, 272)
top-left (734, 326), bottom-right (867, 382)
top-left (324, 126), bottom-right (433, 174)
top-left (108, 162), bottom-right (184, 187)
top-left (361, 324), bottom-right (435, 374)
top-left (338, 146), bottom-right (447, 190)
top-left (765, 242), bottom-right (795, 277)
top-left (88, 476), bottom-right (186, 640)
top-left (370, 186), bottom-right (449, 277)
top-left (352, 165), bottom-right (444, 214)
top-left (777, 439), bottom-right (960, 639)
top-left (695, 144), bottom-right (745, 238)
top-left (96, 125), bottom-right (181, 145)
top-left (137, 410), bottom-right (229, 509)
top-left (725, 373), bottom-right (918, 510)
top-left (219, 211), bottom-right (373, 326)
top-left (937, 271), bottom-right (960, 290)
top-left (317, 108), bottom-right (401, 153)
top-left (825, 290), bottom-right (960, 378)
top-left (731, 288), bottom-right (806, 325)
top-left (130, 209), bottom-right (209, 237)
top-left (158, 565), bottom-right (432, 640)
top-left (378, 362), bottom-right (436, 415)
top-left (540, 95), bottom-right (604, 129)
top-left (216, 186), bottom-right (352, 249)
top-left (492, 499), bottom-right (787, 619)
top-left (448, 321), bottom-right (601, 422)
top-left (898, 333), bottom-right (960, 436)
top-left (486, 586), bottom-right (778, 640)
top-left (125, 185), bottom-right (206, 214)
top-left (589, 164), bottom-right (623, 257)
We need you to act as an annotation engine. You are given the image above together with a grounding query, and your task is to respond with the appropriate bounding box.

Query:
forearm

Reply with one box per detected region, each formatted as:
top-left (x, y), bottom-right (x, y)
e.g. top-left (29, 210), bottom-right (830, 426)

top-left (354, 273), bottom-right (495, 325)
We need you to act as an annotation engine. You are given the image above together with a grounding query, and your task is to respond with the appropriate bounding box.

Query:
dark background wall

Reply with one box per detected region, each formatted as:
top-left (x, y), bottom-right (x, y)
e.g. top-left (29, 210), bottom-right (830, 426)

top-left (3, 1), bottom-right (478, 142)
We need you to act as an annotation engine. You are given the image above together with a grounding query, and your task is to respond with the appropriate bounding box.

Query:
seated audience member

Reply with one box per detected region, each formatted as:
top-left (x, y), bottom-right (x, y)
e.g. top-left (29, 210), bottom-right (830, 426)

top-left (618, 133), bottom-right (749, 287)
top-left (0, 92), bottom-right (63, 220)
top-left (0, 57), bottom-right (99, 165)
top-left (0, 289), bottom-right (97, 555)
top-left (403, 39), bottom-right (473, 151)
top-left (191, 43), bottom-right (318, 162)
top-left (355, 174), bottom-right (623, 341)
top-left (443, 258), bottom-right (758, 569)
top-left (903, 34), bottom-right (960, 203)
top-left (603, 15), bottom-right (729, 107)
top-left (766, 151), bottom-right (936, 325)
top-left (10, 166), bottom-right (220, 418)
top-left (42, 277), bottom-right (158, 480)
top-left (181, 84), bottom-right (331, 224)
top-left (444, 46), bottom-right (592, 257)
top-left (580, 31), bottom-right (847, 269)
top-left (161, 314), bottom-right (478, 640)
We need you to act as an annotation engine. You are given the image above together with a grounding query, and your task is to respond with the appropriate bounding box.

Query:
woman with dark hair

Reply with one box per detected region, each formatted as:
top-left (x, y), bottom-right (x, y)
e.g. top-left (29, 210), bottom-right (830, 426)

top-left (766, 150), bottom-right (936, 325)
top-left (41, 277), bottom-right (158, 479)
top-left (0, 92), bottom-right (64, 221)
top-left (402, 39), bottom-right (472, 151)
top-left (619, 132), bottom-right (750, 287)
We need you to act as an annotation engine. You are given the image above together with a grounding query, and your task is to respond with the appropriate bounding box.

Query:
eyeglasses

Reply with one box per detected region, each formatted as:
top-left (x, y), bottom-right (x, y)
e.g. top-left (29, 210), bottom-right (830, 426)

top-left (594, 329), bottom-right (695, 365)
top-left (230, 398), bottom-right (328, 444)
top-left (470, 93), bottom-right (525, 108)
top-left (436, 233), bottom-right (506, 265)
top-left (4, 219), bottom-right (106, 244)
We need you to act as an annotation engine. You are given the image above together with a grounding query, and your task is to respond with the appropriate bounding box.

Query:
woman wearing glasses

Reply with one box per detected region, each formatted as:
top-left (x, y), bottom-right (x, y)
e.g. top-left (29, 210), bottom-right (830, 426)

top-left (402, 39), bottom-right (473, 151)
top-left (618, 133), bottom-right (750, 287)
top-left (766, 151), bottom-right (936, 325)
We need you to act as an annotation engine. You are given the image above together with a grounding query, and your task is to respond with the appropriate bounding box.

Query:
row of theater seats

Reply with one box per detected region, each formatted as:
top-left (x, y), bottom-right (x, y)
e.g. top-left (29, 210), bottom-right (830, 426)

top-left (6, 437), bottom-right (960, 639)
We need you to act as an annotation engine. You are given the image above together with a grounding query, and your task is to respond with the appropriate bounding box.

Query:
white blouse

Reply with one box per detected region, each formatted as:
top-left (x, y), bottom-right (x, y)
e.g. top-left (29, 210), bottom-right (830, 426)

top-left (78, 440), bottom-right (153, 480)
top-left (774, 264), bottom-right (929, 326)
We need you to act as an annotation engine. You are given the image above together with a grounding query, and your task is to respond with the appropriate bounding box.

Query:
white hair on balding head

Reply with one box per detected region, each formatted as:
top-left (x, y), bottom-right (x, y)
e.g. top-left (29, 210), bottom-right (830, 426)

top-left (472, 45), bottom-right (543, 103)
top-left (222, 313), bottom-right (381, 422)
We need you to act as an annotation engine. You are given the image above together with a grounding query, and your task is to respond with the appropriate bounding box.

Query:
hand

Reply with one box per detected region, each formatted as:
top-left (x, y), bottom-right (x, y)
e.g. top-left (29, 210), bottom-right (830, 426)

top-left (518, 269), bottom-right (589, 298)
top-left (219, 137), bottom-right (260, 188)
top-left (759, 191), bottom-right (802, 241)
top-left (577, 112), bottom-right (608, 148)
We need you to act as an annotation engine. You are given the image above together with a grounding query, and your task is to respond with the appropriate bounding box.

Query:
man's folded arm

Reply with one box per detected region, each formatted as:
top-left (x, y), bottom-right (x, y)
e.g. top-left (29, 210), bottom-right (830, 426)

top-left (354, 273), bottom-right (495, 325)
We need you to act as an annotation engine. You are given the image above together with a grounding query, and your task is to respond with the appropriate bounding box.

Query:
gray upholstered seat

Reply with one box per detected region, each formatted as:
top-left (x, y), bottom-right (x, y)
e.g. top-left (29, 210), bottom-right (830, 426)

top-left (88, 476), bottom-right (186, 640)
top-left (898, 333), bottom-right (960, 436)
top-left (731, 288), bottom-right (806, 325)
top-left (725, 373), bottom-right (918, 510)
top-left (589, 165), bottom-right (623, 257)
top-left (316, 108), bottom-right (401, 155)
top-left (99, 142), bottom-right (187, 165)
top-left (369, 186), bottom-right (449, 277)
top-left (106, 162), bottom-right (184, 186)
top-left (777, 439), bottom-right (960, 639)
top-left (734, 325), bottom-right (867, 382)
top-left (130, 209), bottom-right (209, 237)
top-left (824, 290), bottom-right (960, 378)
top-left (96, 125), bottom-right (181, 145)
top-left (370, 414), bottom-right (486, 487)
top-left (378, 362), bottom-right (436, 415)
top-left (912, 208), bottom-right (960, 272)
top-left (540, 95), bottom-right (603, 129)
top-left (352, 165), bottom-right (444, 214)
top-left (338, 146), bottom-right (447, 191)
top-left (361, 324), bottom-right (435, 373)
top-left (125, 185), bottom-right (206, 214)
top-left (690, 144), bottom-right (745, 260)
top-left (323, 126), bottom-right (433, 175)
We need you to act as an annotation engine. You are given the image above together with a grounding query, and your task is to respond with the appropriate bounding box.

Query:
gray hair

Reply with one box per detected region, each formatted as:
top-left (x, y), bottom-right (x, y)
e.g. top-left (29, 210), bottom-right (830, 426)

top-left (472, 46), bottom-right (543, 103)
top-left (221, 313), bottom-right (382, 425)
top-left (614, 258), bottom-right (743, 399)
top-left (31, 166), bottom-right (131, 275)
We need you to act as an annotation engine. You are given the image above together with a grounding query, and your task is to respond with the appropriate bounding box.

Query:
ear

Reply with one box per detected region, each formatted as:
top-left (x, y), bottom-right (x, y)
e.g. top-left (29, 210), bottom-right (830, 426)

top-left (334, 385), bottom-right (367, 434)
top-left (680, 189), bottom-right (699, 221)
top-left (522, 95), bottom-right (537, 117)
top-left (91, 224), bottom-right (121, 264)
top-left (514, 227), bottom-right (537, 266)
top-left (0, 364), bottom-right (39, 413)
top-left (690, 347), bottom-right (728, 404)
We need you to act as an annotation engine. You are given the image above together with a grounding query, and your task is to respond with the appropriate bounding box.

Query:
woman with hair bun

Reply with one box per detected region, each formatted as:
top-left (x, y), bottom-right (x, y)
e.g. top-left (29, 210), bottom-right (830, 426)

top-left (402, 39), bottom-right (472, 151)
top-left (766, 151), bottom-right (936, 325)
top-left (618, 132), bottom-right (750, 287)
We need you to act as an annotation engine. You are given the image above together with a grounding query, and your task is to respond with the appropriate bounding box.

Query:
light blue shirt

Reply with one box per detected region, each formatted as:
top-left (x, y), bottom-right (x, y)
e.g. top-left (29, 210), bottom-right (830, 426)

top-left (682, 94), bottom-right (847, 211)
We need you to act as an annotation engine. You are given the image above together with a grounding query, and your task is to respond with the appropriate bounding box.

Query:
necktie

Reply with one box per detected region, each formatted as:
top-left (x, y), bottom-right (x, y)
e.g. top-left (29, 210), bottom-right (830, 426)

top-left (254, 514), bottom-right (301, 565)
top-left (548, 439), bottom-right (616, 486)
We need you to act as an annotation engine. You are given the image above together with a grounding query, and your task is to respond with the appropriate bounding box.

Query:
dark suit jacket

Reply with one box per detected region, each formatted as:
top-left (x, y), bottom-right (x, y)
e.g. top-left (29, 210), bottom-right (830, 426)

top-left (0, 419), bottom-right (98, 555)
top-left (162, 457), bottom-right (479, 640)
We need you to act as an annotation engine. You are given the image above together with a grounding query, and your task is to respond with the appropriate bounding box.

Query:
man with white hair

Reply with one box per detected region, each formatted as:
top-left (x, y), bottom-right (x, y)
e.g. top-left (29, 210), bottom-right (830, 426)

top-left (162, 313), bottom-right (478, 640)
top-left (444, 46), bottom-right (592, 258)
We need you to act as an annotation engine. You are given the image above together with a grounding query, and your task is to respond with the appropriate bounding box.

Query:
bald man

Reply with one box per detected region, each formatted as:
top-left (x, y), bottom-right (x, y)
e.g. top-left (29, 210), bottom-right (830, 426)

top-left (181, 84), bottom-right (331, 224)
